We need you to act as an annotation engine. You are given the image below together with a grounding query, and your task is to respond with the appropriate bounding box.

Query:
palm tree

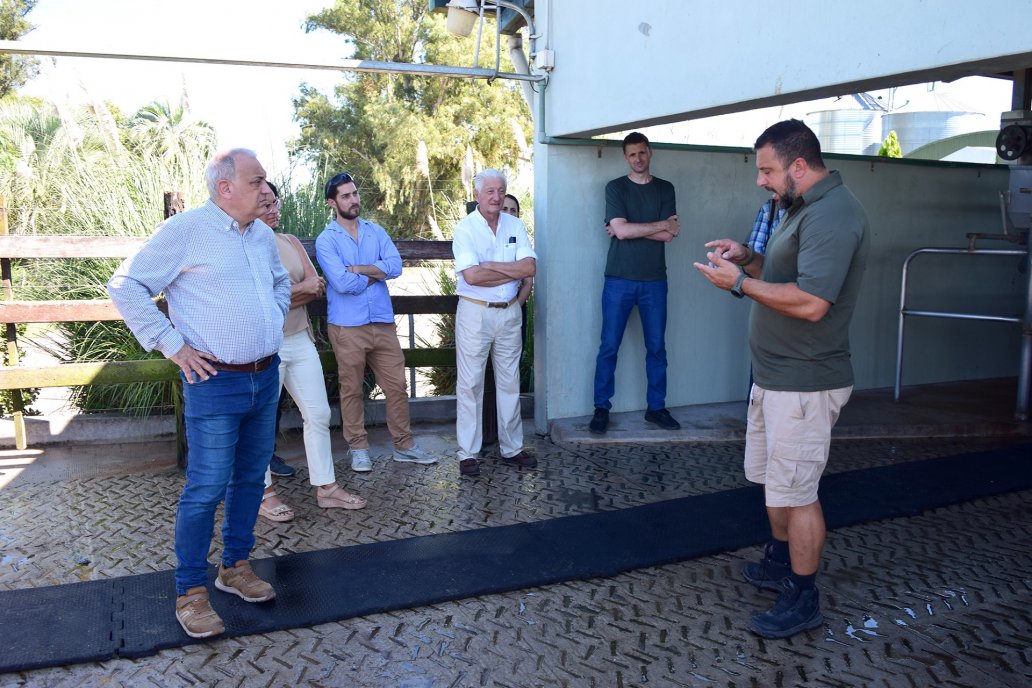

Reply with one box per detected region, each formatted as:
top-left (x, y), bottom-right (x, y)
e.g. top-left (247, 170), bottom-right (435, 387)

top-left (128, 94), bottom-right (216, 202)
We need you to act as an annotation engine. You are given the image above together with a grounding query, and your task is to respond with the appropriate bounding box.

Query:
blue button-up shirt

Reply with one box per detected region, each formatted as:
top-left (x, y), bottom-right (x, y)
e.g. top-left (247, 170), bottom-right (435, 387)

top-left (107, 200), bottom-right (291, 364)
top-left (315, 217), bottom-right (402, 327)
top-left (747, 197), bottom-right (785, 255)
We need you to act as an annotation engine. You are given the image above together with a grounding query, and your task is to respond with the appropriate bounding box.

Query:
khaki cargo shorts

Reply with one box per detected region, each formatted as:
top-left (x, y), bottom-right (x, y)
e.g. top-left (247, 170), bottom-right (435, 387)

top-left (744, 384), bottom-right (853, 507)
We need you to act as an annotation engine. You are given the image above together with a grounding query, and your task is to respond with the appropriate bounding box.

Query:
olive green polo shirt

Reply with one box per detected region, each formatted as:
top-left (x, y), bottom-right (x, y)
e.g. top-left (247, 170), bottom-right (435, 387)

top-left (749, 171), bottom-right (870, 391)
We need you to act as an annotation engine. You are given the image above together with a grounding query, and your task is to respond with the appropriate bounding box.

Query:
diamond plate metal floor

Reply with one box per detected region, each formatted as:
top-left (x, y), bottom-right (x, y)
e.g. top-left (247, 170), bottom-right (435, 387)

top-left (1, 426), bottom-right (1030, 687)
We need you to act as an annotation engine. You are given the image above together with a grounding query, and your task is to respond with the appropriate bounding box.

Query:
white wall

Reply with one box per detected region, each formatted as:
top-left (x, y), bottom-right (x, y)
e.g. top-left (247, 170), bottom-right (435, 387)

top-left (533, 142), bottom-right (1022, 427)
top-left (541, 0), bottom-right (1032, 137)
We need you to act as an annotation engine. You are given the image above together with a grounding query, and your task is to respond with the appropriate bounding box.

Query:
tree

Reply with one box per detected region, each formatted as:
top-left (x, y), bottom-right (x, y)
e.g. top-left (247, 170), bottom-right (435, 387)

top-left (0, 0), bottom-right (39, 99)
top-left (878, 130), bottom-right (903, 158)
top-left (293, 0), bottom-right (532, 237)
top-left (0, 96), bottom-right (214, 415)
top-left (127, 96), bottom-right (217, 202)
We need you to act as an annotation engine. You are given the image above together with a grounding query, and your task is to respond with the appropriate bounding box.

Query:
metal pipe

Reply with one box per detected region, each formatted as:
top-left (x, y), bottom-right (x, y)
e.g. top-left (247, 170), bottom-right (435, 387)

top-left (894, 247), bottom-right (1029, 420)
top-left (0, 40), bottom-right (546, 82)
top-left (472, 2), bottom-right (485, 70)
top-left (902, 309), bottom-right (1021, 324)
top-left (493, 3), bottom-right (502, 78)
top-left (1018, 244), bottom-right (1032, 420)
top-left (507, 35), bottom-right (535, 111)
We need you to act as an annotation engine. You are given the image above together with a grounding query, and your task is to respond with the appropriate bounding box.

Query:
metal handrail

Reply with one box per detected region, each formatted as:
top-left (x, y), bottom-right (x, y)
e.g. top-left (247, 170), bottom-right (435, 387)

top-left (894, 246), bottom-right (1030, 421)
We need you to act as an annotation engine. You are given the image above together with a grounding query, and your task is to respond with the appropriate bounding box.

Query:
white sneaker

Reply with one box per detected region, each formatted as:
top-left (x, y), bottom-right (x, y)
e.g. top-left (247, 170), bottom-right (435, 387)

top-left (392, 444), bottom-right (438, 465)
top-left (350, 448), bottom-right (372, 472)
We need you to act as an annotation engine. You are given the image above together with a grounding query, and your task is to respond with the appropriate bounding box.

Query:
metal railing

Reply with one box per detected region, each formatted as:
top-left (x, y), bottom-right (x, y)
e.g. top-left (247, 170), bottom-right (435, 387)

top-left (894, 245), bottom-right (1031, 420)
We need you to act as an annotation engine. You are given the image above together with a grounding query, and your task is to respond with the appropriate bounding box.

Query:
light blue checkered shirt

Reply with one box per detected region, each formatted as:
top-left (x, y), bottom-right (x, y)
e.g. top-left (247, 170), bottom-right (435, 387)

top-left (108, 200), bottom-right (291, 364)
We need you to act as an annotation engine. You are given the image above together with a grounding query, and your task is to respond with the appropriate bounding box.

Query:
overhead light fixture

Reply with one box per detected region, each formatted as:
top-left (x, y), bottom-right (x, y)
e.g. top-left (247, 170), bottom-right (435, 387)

top-left (445, 0), bottom-right (480, 37)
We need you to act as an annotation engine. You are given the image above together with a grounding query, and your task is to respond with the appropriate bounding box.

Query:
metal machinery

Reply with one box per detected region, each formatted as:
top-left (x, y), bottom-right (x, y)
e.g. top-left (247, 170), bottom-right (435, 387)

top-left (896, 110), bottom-right (1032, 420)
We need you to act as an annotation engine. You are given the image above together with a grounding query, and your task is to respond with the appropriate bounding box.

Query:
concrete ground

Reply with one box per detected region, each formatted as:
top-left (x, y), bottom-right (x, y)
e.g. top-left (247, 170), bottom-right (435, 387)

top-left (0, 378), bottom-right (1030, 687)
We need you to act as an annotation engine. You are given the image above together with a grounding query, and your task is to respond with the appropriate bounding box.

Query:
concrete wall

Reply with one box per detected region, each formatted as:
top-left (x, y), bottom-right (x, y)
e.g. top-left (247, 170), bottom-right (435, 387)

top-left (533, 142), bottom-right (1023, 427)
top-left (541, 0), bottom-right (1032, 136)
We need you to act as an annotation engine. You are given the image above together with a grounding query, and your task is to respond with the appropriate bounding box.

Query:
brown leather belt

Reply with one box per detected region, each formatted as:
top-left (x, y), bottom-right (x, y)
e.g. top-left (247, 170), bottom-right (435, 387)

top-left (210, 355), bottom-right (274, 373)
top-left (460, 295), bottom-right (518, 309)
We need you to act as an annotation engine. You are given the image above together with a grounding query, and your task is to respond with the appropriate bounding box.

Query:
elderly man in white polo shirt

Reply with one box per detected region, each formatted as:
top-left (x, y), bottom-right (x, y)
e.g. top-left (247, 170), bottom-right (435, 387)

top-left (451, 169), bottom-right (537, 477)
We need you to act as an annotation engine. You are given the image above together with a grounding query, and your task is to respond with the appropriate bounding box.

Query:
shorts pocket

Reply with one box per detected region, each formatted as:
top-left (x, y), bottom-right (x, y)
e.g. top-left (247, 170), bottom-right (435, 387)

top-left (770, 440), bottom-right (828, 492)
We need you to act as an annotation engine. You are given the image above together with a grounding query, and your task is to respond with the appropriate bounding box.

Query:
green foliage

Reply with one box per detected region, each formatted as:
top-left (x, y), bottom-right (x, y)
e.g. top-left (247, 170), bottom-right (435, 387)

top-left (878, 130), bottom-right (903, 158)
top-left (124, 99), bottom-right (217, 203)
top-left (0, 0), bottom-right (38, 99)
top-left (294, 0), bottom-right (532, 238)
top-left (0, 323), bottom-right (38, 415)
top-left (424, 265), bottom-right (535, 396)
top-left (0, 95), bottom-right (213, 414)
top-left (276, 176), bottom-right (332, 238)
top-left (425, 266), bottom-right (457, 395)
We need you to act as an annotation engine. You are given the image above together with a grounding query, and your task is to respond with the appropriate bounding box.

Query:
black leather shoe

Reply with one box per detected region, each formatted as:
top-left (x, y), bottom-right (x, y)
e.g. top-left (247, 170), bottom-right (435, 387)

top-left (501, 450), bottom-right (537, 468)
top-left (644, 408), bottom-right (681, 430)
top-left (459, 458), bottom-right (481, 477)
top-left (269, 454), bottom-right (296, 477)
top-left (588, 408), bottom-right (609, 434)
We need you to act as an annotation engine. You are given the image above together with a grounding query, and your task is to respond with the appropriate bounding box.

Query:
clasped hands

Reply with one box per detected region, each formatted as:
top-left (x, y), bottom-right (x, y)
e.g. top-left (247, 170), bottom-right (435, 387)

top-left (301, 274), bottom-right (326, 297)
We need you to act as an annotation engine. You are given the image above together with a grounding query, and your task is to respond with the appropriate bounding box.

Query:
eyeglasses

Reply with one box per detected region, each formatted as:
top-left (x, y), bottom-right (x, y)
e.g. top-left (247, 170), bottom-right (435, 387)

top-left (324, 172), bottom-right (355, 199)
top-left (271, 198), bottom-right (282, 210)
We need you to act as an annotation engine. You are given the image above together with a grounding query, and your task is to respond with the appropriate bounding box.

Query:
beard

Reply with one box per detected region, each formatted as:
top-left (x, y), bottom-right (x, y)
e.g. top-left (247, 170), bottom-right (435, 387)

top-left (776, 176), bottom-right (797, 209)
top-left (338, 204), bottom-right (361, 220)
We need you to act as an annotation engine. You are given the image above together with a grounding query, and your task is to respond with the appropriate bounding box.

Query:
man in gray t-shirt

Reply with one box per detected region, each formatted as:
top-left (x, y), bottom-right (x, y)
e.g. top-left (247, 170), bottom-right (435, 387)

top-left (589, 132), bottom-right (682, 435)
top-left (694, 119), bottom-right (868, 640)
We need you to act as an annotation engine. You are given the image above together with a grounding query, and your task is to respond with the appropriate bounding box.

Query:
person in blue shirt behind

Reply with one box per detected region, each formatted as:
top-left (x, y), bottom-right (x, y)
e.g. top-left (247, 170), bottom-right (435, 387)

top-left (315, 172), bottom-right (438, 473)
top-left (745, 193), bottom-right (784, 258)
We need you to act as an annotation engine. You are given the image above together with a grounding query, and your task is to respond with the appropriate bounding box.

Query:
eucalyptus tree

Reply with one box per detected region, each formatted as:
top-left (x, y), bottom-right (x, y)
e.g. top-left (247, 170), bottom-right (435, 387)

top-left (0, 0), bottom-right (39, 98)
top-left (294, 0), bottom-right (531, 238)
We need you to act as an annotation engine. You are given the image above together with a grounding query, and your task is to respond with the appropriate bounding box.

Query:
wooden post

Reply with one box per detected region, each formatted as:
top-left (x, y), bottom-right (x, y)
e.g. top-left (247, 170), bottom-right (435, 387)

top-left (163, 191), bottom-right (185, 218)
top-left (165, 191), bottom-right (189, 468)
top-left (0, 195), bottom-right (26, 450)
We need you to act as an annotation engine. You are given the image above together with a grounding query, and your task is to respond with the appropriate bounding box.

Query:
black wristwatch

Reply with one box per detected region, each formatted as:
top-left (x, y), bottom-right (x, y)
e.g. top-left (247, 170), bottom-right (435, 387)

top-left (730, 272), bottom-right (748, 299)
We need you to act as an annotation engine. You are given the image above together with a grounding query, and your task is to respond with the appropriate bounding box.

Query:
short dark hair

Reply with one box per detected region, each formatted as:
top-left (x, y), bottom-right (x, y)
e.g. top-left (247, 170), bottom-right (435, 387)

top-left (324, 172), bottom-right (355, 200)
top-left (754, 119), bottom-right (825, 170)
top-left (266, 180), bottom-right (279, 198)
top-left (622, 131), bottom-right (650, 153)
top-left (504, 193), bottom-right (520, 215)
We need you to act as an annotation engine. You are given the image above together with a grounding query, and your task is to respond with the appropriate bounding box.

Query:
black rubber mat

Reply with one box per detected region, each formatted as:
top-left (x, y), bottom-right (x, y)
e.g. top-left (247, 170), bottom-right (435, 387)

top-left (2, 443), bottom-right (1030, 672)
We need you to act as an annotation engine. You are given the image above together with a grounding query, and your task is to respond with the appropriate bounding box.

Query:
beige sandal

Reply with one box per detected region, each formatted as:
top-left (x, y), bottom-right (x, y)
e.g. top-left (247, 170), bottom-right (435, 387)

top-left (259, 491), bottom-right (295, 522)
top-left (316, 484), bottom-right (367, 510)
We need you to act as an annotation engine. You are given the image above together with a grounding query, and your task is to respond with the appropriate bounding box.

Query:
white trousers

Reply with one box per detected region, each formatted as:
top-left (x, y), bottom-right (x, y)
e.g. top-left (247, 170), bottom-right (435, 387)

top-left (455, 298), bottom-right (524, 460)
top-left (264, 330), bottom-right (335, 487)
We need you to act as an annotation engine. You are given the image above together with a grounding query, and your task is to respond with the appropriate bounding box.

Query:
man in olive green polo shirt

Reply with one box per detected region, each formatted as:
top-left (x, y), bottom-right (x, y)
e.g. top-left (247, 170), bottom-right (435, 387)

top-left (694, 119), bottom-right (869, 640)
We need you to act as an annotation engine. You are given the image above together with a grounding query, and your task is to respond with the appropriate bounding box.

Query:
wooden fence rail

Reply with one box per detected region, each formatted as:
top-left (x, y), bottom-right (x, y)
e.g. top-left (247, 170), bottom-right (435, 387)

top-left (0, 232), bottom-right (459, 450)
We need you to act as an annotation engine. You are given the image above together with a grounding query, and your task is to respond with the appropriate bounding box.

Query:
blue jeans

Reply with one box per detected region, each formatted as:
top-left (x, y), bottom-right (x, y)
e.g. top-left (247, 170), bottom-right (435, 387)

top-left (593, 277), bottom-right (668, 411)
top-left (175, 357), bottom-right (280, 594)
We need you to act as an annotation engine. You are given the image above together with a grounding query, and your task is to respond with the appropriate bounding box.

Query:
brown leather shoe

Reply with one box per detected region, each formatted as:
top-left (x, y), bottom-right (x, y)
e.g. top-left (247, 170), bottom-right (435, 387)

top-left (214, 560), bottom-right (276, 602)
top-left (459, 458), bottom-right (481, 476)
top-left (501, 450), bottom-right (537, 468)
top-left (175, 586), bottom-right (225, 639)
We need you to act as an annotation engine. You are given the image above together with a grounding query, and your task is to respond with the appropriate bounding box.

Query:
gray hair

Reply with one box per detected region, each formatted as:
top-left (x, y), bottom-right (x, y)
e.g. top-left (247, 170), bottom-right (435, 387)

top-left (473, 168), bottom-right (507, 194)
top-left (205, 148), bottom-right (258, 199)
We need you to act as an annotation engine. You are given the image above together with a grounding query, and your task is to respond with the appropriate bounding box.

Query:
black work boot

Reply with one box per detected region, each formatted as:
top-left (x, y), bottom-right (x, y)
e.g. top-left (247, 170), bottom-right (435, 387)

top-left (748, 576), bottom-right (823, 639)
top-left (741, 542), bottom-right (792, 592)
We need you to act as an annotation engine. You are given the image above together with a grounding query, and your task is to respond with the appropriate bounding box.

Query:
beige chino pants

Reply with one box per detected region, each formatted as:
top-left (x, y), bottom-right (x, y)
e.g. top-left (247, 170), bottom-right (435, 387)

top-left (328, 322), bottom-right (414, 451)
